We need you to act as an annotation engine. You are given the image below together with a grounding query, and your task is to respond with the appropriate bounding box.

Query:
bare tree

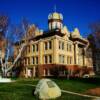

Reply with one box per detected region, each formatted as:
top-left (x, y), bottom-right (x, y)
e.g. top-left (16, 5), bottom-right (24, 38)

top-left (0, 15), bottom-right (8, 37)
top-left (0, 15), bottom-right (37, 77)
top-left (89, 21), bottom-right (100, 48)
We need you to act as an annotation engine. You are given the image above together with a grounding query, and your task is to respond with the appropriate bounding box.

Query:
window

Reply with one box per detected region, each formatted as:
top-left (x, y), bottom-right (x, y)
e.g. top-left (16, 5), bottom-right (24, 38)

top-left (36, 44), bottom-right (38, 51)
top-left (67, 43), bottom-right (72, 52)
top-left (49, 41), bottom-right (52, 49)
top-left (28, 58), bottom-right (30, 65)
top-left (45, 42), bottom-right (48, 50)
top-left (44, 55), bottom-right (47, 64)
top-left (62, 55), bottom-right (64, 63)
top-left (59, 41), bottom-right (64, 50)
top-left (32, 45), bottom-right (35, 52)
top-left (49, 23), bottom-right (51, 30)
top-left (55, 22), bottom-right (58, 29)
top-left (52, 22), bottom-right (56, 29)
top-left (48, 55), bottom-right (52, 63)
top-left (59, 41), bottom-right (61, 49)
top-left (62, 42), bottom-right (64, 50)
top-left (67, 56), bottom-right (72, 64)
top-left (32, 57), bottom-right (35, 64)
top-left (59, 55), bottom-right (64, 63)
top-left (36, 57), bottom-right (38, 64)
top-left (44, 41), bottom-right (52, 50)
top-left (60, 23), bottom-right (62, 28)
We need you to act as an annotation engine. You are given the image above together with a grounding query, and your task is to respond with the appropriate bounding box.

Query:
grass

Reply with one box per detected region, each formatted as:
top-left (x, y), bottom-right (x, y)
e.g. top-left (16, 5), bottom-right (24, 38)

top-left (52, 78), bottom-right (100, 93)
top-left (0, 78), bottom-right (100, 100)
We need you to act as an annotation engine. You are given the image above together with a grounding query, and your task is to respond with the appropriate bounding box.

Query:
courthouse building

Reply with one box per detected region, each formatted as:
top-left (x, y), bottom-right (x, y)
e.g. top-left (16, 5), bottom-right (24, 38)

top-left (14, 11), bottom-right (94, 77)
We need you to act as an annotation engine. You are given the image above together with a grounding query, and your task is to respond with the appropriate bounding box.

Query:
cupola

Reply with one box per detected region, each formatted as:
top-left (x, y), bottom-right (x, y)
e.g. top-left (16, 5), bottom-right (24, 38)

top-left (48, 12), bottom-right (63, 30)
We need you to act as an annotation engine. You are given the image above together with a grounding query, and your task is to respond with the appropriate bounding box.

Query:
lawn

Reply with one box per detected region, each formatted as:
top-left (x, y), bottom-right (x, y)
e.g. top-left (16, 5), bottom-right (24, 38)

top-left (0, 78), bottom-right (100, 100)
top-left (52, 78), bottom-right (100, 93)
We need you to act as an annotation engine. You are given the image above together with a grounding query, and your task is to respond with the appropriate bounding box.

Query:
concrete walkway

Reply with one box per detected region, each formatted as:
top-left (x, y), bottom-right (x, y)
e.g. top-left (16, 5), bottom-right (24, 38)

top-left (62, 90), bottom-right (100, 99)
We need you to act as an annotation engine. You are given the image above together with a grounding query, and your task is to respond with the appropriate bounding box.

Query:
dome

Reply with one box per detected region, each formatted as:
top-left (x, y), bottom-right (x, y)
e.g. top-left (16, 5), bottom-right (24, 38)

top-left (48, 12), bottom-right (63, 20)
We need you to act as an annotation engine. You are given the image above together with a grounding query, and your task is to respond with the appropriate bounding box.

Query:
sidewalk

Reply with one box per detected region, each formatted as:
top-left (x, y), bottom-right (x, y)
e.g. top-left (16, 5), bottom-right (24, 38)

top-left (62, 89), bottom-right (100, 99)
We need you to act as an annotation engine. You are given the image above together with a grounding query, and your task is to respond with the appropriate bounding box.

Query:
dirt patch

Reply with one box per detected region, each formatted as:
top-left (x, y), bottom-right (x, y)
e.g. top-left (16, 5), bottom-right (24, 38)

top-left (85, 88), bottom-right (100, 96)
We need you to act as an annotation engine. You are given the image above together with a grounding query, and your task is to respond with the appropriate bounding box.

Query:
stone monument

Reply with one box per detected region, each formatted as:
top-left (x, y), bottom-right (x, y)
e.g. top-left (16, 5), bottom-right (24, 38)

top-left (34, 79), bottom-right (61, 99)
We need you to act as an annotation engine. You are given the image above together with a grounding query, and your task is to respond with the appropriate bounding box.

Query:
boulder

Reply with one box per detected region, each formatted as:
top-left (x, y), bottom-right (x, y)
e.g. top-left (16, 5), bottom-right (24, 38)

top-left (34, 79), bottom-right (61, 99)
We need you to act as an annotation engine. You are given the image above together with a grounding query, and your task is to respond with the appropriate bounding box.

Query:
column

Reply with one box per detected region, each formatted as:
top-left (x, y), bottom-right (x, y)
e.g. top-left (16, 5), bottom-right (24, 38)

top-left (74, 42), bottom-right (79, 65)
top-left (53, 37), bottom-right (58, 64)
top-left (39, 40), bottom-right (43, 64)
top-left (33, 67), bottom-right (36, 77)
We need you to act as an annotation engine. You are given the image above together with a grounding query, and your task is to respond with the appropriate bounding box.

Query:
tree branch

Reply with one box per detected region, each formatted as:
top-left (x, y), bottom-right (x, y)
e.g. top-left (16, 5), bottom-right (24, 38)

top-left (6, 43), bottom-right (27, 73)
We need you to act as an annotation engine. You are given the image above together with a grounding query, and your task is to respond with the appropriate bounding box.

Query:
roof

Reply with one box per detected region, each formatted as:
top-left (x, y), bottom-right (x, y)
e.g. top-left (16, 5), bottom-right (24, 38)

top-left (48, 12), bottom-right (63, 20)
top-left (70, 37), bottom-right (88, 44)
top-left (30, 29), bottom-right (64, 41)
top-left (14, 29), bottom-right (65, 45)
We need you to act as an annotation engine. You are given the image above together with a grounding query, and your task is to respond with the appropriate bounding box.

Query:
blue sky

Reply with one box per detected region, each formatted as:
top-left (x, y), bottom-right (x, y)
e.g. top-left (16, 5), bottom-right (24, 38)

top-left (0, 0), bottom-right (100, 37)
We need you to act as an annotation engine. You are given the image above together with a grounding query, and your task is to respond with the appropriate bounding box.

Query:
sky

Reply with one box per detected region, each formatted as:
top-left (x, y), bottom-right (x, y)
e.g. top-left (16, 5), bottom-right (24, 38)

top-left (0, 0), bottom-right (100, 37)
